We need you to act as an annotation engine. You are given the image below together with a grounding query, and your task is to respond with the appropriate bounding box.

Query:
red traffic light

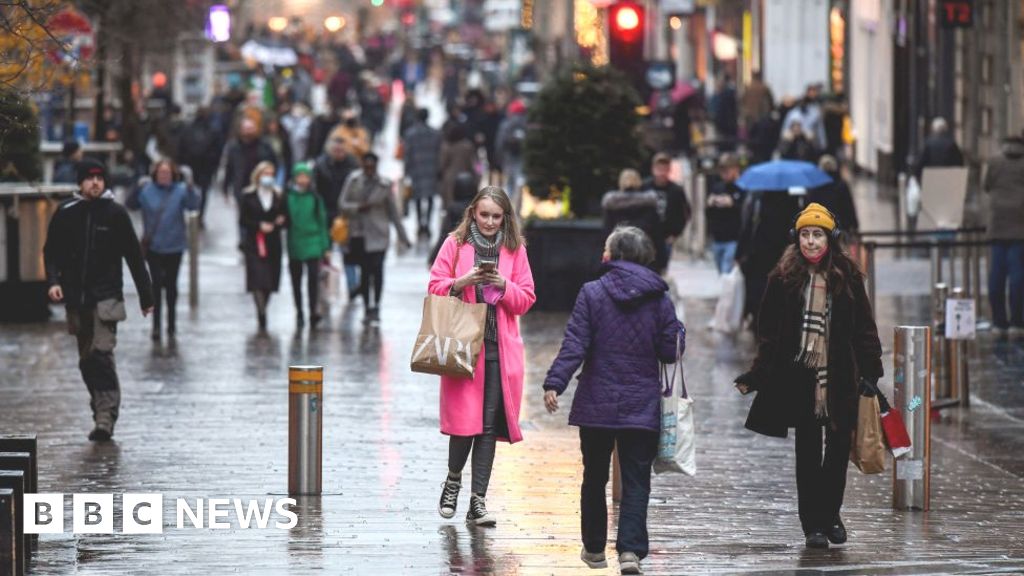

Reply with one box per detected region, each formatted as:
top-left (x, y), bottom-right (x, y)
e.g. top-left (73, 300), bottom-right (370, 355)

top-left (615, 5), bottom-right (640, 31)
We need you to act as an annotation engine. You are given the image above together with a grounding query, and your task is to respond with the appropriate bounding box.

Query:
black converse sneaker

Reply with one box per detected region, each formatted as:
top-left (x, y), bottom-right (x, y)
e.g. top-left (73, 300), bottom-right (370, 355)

top-left (465, 494), bottom-right (496, 527)
top-left (438, 477), bottom-right (461, 519)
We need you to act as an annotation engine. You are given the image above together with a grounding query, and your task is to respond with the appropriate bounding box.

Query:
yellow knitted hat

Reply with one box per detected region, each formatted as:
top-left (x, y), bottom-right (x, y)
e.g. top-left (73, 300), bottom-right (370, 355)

top-left (794, 202), bottom-right (836, 232)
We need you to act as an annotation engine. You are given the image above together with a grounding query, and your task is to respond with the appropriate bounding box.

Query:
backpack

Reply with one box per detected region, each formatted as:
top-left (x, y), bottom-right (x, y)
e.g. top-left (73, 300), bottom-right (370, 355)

top-left (505, 120), bottom-right (526, 156)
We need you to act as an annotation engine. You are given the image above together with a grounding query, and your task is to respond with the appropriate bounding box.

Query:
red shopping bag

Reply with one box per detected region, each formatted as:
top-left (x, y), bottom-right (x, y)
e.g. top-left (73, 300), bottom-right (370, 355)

top-left (868, 380), bottom-right (913, 459)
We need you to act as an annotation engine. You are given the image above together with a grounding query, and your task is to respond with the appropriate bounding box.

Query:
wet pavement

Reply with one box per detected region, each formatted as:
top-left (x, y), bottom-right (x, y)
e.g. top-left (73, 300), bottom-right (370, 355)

top-left (3, 99), bottom-right (1024, 575)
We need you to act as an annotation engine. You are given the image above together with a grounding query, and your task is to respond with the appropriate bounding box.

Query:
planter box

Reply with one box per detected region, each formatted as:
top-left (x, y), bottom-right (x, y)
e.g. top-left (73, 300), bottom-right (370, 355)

top-left (524, 219), bottom-right (605, 312)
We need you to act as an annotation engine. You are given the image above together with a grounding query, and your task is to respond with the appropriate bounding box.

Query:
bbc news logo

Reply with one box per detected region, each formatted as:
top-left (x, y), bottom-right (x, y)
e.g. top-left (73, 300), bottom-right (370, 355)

top-left (24, 494), bottom-right (298, 534)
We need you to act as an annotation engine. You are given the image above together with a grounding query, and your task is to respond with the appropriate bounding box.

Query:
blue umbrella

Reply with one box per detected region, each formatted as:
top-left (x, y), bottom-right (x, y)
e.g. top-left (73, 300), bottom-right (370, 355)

top-left (735, 160), bottom-right (832, 192)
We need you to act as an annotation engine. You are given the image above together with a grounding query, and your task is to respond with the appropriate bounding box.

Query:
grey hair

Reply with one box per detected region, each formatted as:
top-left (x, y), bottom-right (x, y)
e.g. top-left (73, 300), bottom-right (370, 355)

top-left (606, 226), bottom-right (655, 267)
top-left (931, 117), bottom-right (948, 134)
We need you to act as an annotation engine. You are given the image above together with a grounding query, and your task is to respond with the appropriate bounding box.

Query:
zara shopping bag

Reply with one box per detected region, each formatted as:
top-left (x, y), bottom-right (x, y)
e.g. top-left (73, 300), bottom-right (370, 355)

top-left (850, 393), bottom-right (887, 474)
top-left (410, 245), bottom-right (487, 379)
top-left (654, 332), bottom-right (696, 475)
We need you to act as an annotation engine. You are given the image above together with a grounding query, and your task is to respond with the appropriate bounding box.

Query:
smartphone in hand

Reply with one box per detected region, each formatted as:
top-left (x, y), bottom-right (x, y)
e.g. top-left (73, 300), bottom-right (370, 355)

top-left (478, 261), bottom-right (496, 273)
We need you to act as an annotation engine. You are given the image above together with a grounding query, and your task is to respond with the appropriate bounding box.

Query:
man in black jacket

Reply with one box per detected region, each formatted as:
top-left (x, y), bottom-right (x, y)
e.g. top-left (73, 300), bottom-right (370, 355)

top-left (643, 152), bottom-right (692, 272)
top-left (44, 159), bottom-right (154, 441)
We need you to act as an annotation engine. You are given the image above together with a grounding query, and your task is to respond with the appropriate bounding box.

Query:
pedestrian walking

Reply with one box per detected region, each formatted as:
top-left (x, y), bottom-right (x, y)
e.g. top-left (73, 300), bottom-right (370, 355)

top-left (179, 107), bottom-right (222, 226)
top-left (735, 190), bottom-right (801, 326)
top-left (44, 159), bottom-right (154, 441)
top-left (328, 110), bottom-right (371, 161)
top-left (810, 155), bottom-right (859, 242)
top-left (543, 226), bottom-right (684, 575)
top-left (602, 169), bottom-right (664, 269)
top-left (53, 140), bottom-right (83, 184)
top-left (710, 74), bottom-right (738, 151)
top-left (779, 121), bottom-right (820, 163)
top-left (642, 152), bottom-right (692, 272)
top-left (734, 203), bottom-right (883, 549)
top-left (914, 117), bottom-right (964, 179)
top-left (495, 99), bottom-right (528, 210)
top-left (285, 162), bottom-right (330, 328)
top-left (402, 108), bottom-right (443, 238)
top-left (706, 153), bottom-right (744, 274)
top-left (314, 134), bottom-right (360, 299)
top-left (240, 161), bottom-right (286, 332)
top-left (781, 85), bottom-right (827, 150)
top-left (740, 72), bottom-right (774, 135)
top-left (431, 186), bottom-right (536, 527)
top-left (221, 118), bottom-right (278, 207)
top-left (126, 159), bottom-right (200, 340)
top-left (440, 124), bottom-right (479, 208)
top-left (982, 136), bottom-right (1024, 338)
top-left (338, 153), bottom-right (412, 324)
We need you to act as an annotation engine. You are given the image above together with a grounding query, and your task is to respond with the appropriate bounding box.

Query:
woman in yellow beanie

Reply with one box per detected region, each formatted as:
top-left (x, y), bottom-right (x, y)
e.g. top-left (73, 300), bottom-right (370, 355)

top-left (734, 202), bottom-right (883, 549)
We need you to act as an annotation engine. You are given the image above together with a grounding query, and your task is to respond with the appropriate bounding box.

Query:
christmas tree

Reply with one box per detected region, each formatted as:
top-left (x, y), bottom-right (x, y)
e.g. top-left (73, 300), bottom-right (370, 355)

top-left (0, 88), bottom-right (43, 182)
top-left (523, 63), bottom-right (645, 218)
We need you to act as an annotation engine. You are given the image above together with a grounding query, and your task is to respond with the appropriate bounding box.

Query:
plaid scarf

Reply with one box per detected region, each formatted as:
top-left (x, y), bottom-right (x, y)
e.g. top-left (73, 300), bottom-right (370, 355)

top-left (468, 221), bottom-right (502, 342)
top-left (796, 271), bottom-right (830, 420)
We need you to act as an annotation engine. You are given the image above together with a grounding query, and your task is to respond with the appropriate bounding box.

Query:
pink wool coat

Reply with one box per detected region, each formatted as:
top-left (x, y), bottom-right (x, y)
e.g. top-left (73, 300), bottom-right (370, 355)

top-left (428, 236), bottom-right (536, 443)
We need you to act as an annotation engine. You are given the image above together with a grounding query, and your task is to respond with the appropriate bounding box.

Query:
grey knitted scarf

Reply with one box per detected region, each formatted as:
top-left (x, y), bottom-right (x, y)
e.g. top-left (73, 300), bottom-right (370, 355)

top-left (468, 221), bottom-right (502, 342)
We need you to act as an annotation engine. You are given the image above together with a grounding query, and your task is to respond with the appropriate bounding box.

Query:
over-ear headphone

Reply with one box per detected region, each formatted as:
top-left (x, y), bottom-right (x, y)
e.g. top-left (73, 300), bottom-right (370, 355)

top-left (789, 204), bottom-right (841, 243)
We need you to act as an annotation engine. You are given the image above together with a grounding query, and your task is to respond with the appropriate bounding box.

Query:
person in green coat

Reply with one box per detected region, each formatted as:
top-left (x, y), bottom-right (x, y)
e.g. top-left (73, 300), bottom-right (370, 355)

top-left (286, 162), bottom-right (331, 328)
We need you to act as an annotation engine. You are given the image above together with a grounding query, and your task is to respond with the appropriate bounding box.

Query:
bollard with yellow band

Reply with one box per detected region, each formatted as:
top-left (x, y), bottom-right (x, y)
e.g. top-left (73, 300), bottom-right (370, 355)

top-left (289, 366), bottom-right (323, 495)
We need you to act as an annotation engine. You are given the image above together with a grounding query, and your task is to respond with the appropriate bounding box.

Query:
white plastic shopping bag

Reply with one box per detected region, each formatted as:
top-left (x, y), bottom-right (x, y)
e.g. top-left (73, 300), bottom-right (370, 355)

top-left (712, 266), bottom-right (745, 334)
top-left (654, 332), bottom-right (696, 476)
top-left (318, 259), bottom-right (340, 317)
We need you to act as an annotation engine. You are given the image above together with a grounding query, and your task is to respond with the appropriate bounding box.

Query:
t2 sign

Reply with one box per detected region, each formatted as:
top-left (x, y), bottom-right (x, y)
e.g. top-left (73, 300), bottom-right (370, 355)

top-left (940, 0), bottom-right (974, 28)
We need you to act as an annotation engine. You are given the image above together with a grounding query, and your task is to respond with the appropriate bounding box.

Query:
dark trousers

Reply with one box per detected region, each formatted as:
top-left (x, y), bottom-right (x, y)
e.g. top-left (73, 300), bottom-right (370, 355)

top-left (349, 237), bottom-right (386, 310)
top-left (415, 197), bottom-right (433, 230)
top-left (989, 241), bottom-right (1024, 328)
top-left (448, 340), bottom-right (504, 496)
top-left (795, 422), bottom-right (852, 535)
top-left (67, 307), bottom-right (121, 432)
top-left (579, 427), bottom-right (659, 558)
top-left (146, 251), bottom-right (183, 334)
top-left (288, 257), bottom-right (321, 319)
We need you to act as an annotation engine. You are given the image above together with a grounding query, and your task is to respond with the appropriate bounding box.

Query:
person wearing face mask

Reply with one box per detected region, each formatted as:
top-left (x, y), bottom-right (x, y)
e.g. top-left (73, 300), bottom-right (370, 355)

top-left (127, 159), bottom-right (200, 340)
top-left (285, 162), bottom-right (330, 328)
top-left (327, 110), bottom-right (370, 160)
top-left (734, 203), bottom-right (882, 550)
top-left (430, 186), bottom-right (535, 528)
top-left (338, 153), bottom-right (412, 324)
top-left (241, 161), bottom-right (287, 332)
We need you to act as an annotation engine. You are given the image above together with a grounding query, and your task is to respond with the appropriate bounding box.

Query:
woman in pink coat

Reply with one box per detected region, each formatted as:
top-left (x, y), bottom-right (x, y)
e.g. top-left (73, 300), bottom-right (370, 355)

top-left (428, 186), bottom-right (535, 526)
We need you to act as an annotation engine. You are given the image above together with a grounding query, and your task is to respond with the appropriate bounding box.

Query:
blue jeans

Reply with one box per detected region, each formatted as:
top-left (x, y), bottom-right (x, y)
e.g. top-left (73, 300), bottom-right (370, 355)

top-left (711, 241), bottom-right (738, 274)
top-left (989, 241), bottom-right (1024, 328)
top-left (579, 427), bottom-right (659, 558)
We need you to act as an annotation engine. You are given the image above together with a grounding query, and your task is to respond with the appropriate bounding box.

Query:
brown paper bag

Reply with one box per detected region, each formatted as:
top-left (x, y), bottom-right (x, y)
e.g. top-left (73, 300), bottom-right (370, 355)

top-left (410, 294), bottom-right (487, 379)
top-left (850, 394), bottom-right (887, 474)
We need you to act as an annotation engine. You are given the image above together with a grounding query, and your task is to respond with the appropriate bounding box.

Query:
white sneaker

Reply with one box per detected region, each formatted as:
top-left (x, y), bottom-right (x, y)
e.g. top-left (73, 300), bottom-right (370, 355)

top-left (465, 494), bottom-right (496, 527)
top-left (618, 551), bottom-right (642, 575)
top-left (438, 478), bottom-right (460, 519)
top-left (581, 546), bottom-right (607, 569)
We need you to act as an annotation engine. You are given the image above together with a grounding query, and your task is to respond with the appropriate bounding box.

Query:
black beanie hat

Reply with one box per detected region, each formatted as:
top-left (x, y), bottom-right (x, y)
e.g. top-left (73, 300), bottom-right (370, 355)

top-left (76, 158), bottom-right (107, 184)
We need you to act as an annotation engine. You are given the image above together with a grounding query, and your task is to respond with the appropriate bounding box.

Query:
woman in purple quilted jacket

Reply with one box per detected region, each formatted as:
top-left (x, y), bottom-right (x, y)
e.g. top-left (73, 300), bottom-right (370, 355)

top-left (543, 226), bottom-right (685, 575)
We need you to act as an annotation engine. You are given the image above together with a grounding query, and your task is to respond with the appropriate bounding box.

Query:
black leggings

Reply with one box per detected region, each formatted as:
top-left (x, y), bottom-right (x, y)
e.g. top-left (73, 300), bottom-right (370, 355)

top-left (146, 251), bottom-right (183, 331)
top-left (415, 197), bottom-right (433, 229)
top-left (448, 340), bottom-right (505, 496)
top-left (288, 258), bottom-right (321, 317)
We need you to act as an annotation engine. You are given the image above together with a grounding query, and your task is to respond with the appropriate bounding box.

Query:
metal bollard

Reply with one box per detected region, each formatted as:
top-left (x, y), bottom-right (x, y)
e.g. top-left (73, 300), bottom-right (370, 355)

top-left (971, 232), bottom-right (983, 320)
top-left (0, 488), bottom-right (20, 576)
top-left (931, 284), bottom-right (950, 401)
top-left (289, 366), bottom-right (323, 495)
top-left (0, 436), bottom-right (36, 496)
top-left (187, 211), bottom-right (200, 309)
top-left (950, 287), bottom-right (971, 408)
top-left (930, 241), bottom-right (942, 287)
top-left (896, 172), bottom-right (907, 259)
top-left (0, 453), bottom-right (34, 551)
top-left (864, 242), bottom-right (877, 312)
top-left (0, 471), bottom-right (27, 567)
top-left (893, 326), bottom-right (932, 511)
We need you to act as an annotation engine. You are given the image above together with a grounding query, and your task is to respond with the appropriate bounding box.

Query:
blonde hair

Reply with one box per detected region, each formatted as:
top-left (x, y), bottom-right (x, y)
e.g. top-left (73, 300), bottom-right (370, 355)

top-left (451, 186), bottom-right (525, 252)
top-left (245, 160), bottom-right (278, 193)
top-left (618, 169), bottom-right (642, 191)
